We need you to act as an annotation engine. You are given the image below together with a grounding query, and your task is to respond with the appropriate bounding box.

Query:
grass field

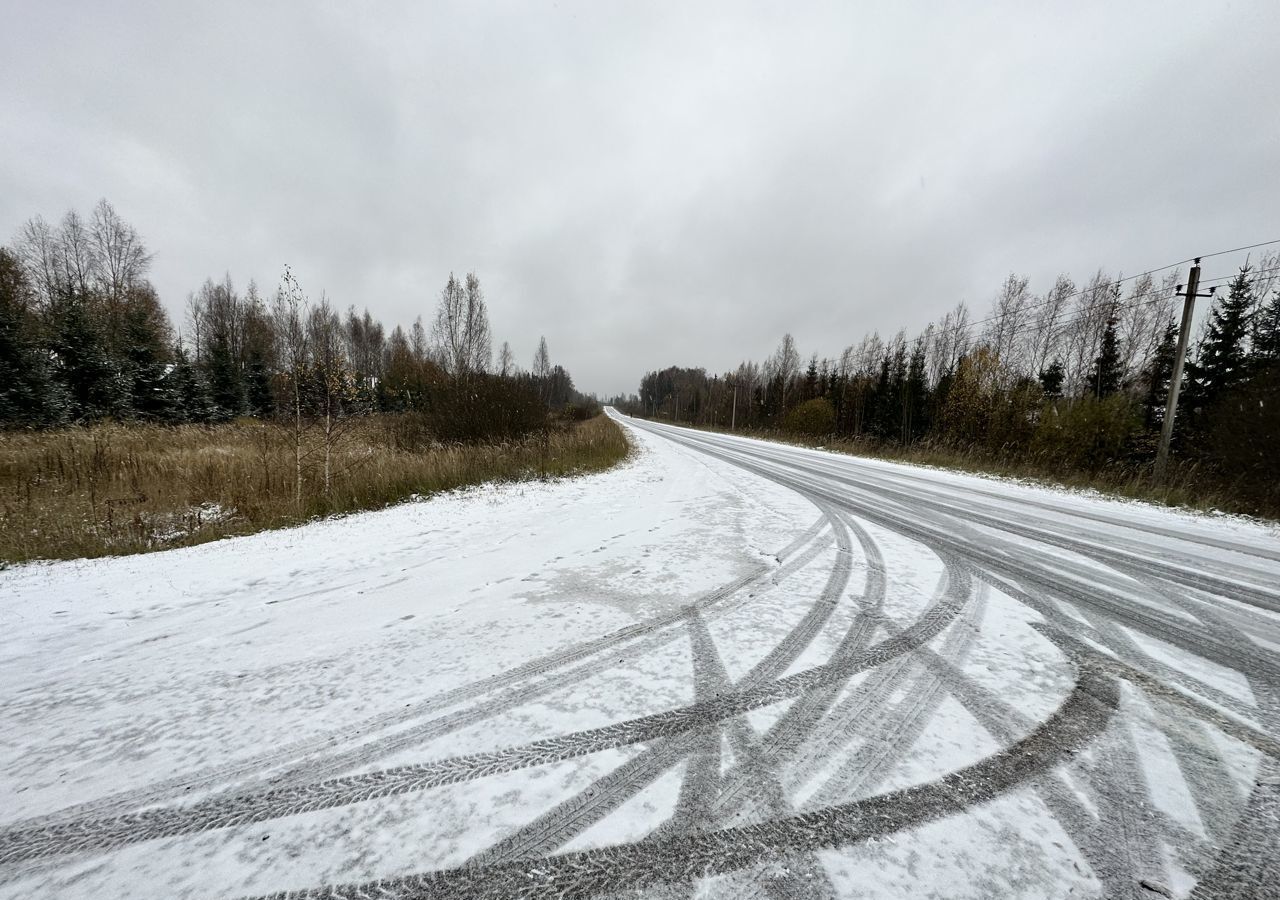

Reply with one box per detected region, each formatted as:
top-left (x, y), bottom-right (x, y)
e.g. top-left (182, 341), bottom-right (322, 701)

top-left (0, 414), bottom-right (629, 564)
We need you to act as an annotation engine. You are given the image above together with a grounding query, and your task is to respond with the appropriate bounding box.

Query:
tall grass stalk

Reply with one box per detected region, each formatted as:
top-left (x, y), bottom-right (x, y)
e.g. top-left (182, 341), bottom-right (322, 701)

top-left (0, 414), bottom-right (628, 564)
top-left (680, 423), bottom-right (1275, 521)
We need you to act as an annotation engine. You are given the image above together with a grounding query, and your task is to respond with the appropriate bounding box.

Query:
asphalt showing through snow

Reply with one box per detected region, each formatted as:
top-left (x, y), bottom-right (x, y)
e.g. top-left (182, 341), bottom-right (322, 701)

top-left (2, 411), bottom-right (1278, 899)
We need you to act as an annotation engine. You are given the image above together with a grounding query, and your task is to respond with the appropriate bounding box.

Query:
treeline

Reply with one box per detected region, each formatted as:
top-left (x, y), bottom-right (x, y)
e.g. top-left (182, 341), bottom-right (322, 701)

top-left (615, 259), bottom-right (1280, 513)
top-left (0, 201), bottom-right (597, 442)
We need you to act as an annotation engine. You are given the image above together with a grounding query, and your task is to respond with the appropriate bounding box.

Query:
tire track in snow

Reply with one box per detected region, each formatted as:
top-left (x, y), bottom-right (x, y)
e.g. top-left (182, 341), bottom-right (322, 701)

top-left (657, 426), bottom-right (1280, 650)
top-left (235, 655), bottom-right (1120, 900)
top-left (800, 582), bottom-right (984, 810)
top-left (675, 428), bottom-right (1280, 611)
top-left (0, 573), bottom-right (967, 866)
top-left (463, 503), bottom-right (855, 891)
top-left (15, 417), bottom-right (1275, 897)
top-left (632, 420), bottom-right (1279, 896)
top-left (702, 514), bottom-right (899, 824)
top-left (10, 515), bottom-right (832, 833)
top-left (259, 520), bottom-right (838, 794)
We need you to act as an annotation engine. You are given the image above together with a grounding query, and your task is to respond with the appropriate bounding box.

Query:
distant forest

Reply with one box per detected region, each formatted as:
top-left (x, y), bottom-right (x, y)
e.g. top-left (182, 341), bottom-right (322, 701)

top-left (615, 253), bottom-right (1280, 513)
top-left (0, 200), bottom-right (598, 441)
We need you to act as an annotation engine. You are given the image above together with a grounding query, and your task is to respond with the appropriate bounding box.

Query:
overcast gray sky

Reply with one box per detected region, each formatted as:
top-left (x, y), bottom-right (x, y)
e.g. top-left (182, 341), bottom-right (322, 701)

top-left (3, 1), bottom-right (1278, 396)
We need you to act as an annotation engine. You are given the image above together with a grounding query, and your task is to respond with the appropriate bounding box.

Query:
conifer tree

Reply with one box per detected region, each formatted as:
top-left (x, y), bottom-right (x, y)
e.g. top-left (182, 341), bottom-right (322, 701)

top-left (1253, 288), bottom-right (1280, 363)
top-left (0, 248), bottom-right (64, 426)
top-left (119, 285), bottom-right (177, 421)
top-left (244, 346), bottom-right (275, 417)
top-left (1185, 266), bottom-right (1254, 411)
top-left (123, 303), bottom-right (175, 420)
top-left (903, 342), bottom-right (929, 442)
top-left (1087, 317), bottom-right (1123, 398)
top-left (1142, 319), bottom-right (1177, 429)
top-left (1038, 359), bottom-right (1065, 399)
top-left (169, 343), bottom-right (214, 423)
top-left (803, 355), bottom-right (819, 402)
top-left (49, 295), bottom-right (127, 422)
top-left (204, 330), bottom-right (246, 421)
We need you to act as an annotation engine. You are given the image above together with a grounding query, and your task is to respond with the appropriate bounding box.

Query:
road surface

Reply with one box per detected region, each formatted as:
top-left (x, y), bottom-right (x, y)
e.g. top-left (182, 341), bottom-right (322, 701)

top-left (1, 410), bottom-right (1278, 899)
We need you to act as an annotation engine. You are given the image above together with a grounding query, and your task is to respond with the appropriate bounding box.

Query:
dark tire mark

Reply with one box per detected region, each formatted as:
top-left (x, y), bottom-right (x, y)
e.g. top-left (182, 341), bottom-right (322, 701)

top-left (637, 421), bottom-right (1279, 898)
top-left (12, 514), bottom-right (832, 832)
top-left (238, 658), bottom-right (1119, 900)
top-left (0, 585), bottom-right (967, 866)
top-left (465, 502), bottom-right (854, 887)
top-left (802, 582), bottom-right (983, 809)
top-left (1187, 758), bottom-right (1280, 900)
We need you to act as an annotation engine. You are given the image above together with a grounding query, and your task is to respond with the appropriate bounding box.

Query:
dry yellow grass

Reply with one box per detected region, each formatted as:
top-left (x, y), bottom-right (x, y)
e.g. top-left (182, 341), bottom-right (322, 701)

top-left (683, 423), bottom-right (1274, 520)
top-left (0, 414), bottom-right (629, 564)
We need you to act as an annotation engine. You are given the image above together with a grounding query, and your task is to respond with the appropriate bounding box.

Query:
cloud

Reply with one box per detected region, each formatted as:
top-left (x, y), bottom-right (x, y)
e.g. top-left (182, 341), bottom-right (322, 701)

top-left (3, 1), bottom-right (1278, 396)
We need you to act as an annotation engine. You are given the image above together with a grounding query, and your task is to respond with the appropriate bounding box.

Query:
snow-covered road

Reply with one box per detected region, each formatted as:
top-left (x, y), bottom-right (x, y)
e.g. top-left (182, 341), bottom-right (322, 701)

top-left (2, 410), bottom-right (1278, 899)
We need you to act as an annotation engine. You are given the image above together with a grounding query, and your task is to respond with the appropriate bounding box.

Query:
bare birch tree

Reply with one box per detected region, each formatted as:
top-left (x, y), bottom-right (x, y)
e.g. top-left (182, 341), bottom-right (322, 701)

top-left (14, 216), bottom-right (62, 309)
top-left (1029, 274), bottom-right (1074, 377)
top-left (1116, 273), bottom-right (1158, 382)
top-left (431, 272), bottom-right (492, 376)
top-left (56, 210), bottom-right (95, 301)
top-left (1064, 270), bottom-right (1120, 395)
top-left (274, 266), bottom-right (311, 507)
top-left (90, 199), bottom-right (150, 303)
top-left (929, 302), bottom-right (971, 382)
top-left (307, 297), bottom-right (360, 497)
top-left (983, 273), bottom-right (1032, 376)
top-left (769, 333), bottom-right (800, 412)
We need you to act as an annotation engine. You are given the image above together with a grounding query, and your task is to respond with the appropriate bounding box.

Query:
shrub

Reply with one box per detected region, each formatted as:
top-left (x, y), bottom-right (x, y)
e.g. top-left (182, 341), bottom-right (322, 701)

top-left (561, 402), bottom-right (600, 422)
top-left (785, 398), bottom-right (835, 437)
top-left (424, 375), bottom-right (547, 443)
top-left (1031, 394), bottom-right (1142, 472)
top-left (1197, 362), bottom-right (1280, 510)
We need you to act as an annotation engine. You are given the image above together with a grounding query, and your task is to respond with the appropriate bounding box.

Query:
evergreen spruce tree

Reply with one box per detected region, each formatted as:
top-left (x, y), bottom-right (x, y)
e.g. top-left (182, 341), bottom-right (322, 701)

top-left (169, 344), bottom-right (214, 424)
top-left (870, 355), bottom-right (892, 439)
top-left (1142, 319), bottom-right (1177, 430)
top-left (121, 287), bottom-right (178, 421)
top-left (0, 248), bottom-right (65, 426)
top-left (49, 296), bottom-right (127, 422)
top-left (244, 352), bottom-right (274, 416)
top-left (803, 356), bottom-right (819, 402)
top-left (903, 343), bottom-right (929, 442)
top-left (1253, 288), bottom-right (1280, 363)
top-left (1038, 359), bottom-right (1065, 399)
top-left (1184, 266), bottom-right (1254, 412)
top-left (204, 331), bottom-right (246, 421)
top-left (1087, 317), bottom-right (1123, 398)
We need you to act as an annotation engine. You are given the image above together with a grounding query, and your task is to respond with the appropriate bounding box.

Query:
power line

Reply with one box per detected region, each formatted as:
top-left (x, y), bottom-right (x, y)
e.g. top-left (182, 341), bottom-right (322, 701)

top-left (917, 242), bottom-right (1280, 347)
top-left (924, 264), bottom-right (1181, 344)
top-left (916, 273), bottom-right (1172, 353)
top-left (826, 284), bottom-right (1178, 377)
top-left (988, 263), bottom-right (1280, 378)
top-left (1195, 239), bottom-right (1280, 261)
top-left (839, 264), bottom-right (1280, 377)
top-left (1196, 263), bottom-right (1280, 286)
top-left (997, 283), bottom-right (1178, 349)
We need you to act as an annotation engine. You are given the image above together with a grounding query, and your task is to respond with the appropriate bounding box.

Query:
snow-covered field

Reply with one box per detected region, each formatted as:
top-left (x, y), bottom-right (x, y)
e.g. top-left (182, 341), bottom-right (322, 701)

top-left (1, 411), bottom-right (1278, 899)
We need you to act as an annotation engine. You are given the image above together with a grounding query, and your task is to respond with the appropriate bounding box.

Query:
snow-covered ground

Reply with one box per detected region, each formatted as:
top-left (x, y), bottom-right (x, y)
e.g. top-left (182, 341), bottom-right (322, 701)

top-left (1, 411), bottom-right (1277, 899)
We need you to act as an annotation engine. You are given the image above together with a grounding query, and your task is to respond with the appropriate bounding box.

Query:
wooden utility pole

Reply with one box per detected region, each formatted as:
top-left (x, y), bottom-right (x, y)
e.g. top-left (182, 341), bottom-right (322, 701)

top-left (731, 383), bottom-right (738, 431)
top-left (1154, 258), bottom-right (1215, 481)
